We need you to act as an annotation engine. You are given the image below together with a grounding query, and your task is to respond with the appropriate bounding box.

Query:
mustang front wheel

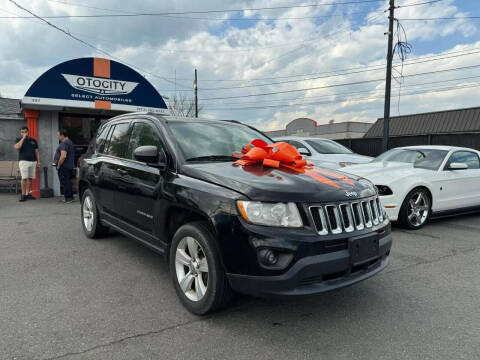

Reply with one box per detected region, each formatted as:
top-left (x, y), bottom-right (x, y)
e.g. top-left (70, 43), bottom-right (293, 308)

top-left (399, 188), bottom-right (431, 229)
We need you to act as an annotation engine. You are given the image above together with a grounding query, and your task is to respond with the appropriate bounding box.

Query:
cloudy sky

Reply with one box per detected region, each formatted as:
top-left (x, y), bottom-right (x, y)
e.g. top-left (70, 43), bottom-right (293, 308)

top-left (1, 0), bottom-right (480, 131)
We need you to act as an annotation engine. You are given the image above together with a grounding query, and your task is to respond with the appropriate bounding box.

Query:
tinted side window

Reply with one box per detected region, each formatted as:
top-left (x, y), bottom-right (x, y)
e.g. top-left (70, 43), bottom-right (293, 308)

top-left (126, 122), bottom-right (163, 160)
top-left (286, 140), bottom-right (310, 154)
top-left (448, 151), bottom-right (480, 169)
top-left (96, 125), bottom-right (111, 153)
top-left (104, 123), bottom-right (131, 158)
top-left (287, 140), bottom-right (305, 149)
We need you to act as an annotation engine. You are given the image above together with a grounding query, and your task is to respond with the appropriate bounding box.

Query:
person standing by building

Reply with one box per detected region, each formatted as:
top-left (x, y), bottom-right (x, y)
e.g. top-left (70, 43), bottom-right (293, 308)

top-left (13, 126), bottom-right (40, 202)
top-left (54, 129), bottom-right (75, 203)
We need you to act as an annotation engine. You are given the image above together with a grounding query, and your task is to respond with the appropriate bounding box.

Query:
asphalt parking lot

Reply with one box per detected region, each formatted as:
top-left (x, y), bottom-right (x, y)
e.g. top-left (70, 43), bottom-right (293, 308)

top-left (1, 193), bottom-right (479, 360)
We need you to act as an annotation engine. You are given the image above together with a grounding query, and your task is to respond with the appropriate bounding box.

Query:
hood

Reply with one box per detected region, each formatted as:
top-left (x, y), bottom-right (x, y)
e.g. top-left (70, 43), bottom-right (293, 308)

top-left (311, 153), bottom-right (373, 163)
top-left (342, 161), bottom-right (431, 184)
top-left (181, 162), bottom-right (377, 203)
top-left (308, 153), bottom-right (373, 168)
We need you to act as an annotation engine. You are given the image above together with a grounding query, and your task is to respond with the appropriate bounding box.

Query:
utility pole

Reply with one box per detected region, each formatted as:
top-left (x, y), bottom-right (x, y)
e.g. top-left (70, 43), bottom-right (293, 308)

top-left (382, 0), bottom-right (395, 152)
top-left (194, 69), bottom-right (198, 118)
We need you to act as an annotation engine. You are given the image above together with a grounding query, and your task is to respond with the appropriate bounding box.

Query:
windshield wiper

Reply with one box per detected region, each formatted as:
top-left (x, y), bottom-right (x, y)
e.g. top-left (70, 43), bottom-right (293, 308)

top-left (186, 155), bottom-right (237, 162)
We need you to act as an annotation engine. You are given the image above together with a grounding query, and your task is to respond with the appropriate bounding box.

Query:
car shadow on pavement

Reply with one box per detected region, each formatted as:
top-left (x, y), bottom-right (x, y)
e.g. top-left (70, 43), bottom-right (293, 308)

top-left (95, 225), bottom-right (391, 323)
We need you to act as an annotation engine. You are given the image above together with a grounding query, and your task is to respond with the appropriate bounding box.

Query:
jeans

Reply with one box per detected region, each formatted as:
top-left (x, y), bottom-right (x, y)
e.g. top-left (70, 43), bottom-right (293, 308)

top-left (58, 167), bottom-right (73, 200)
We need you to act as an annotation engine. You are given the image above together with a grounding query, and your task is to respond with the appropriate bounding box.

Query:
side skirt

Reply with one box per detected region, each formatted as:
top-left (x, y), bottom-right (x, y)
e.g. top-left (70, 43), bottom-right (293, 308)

top-left (431, 205), bottom-right (480, 220)
top-left (101, 214), bottom-right (167, 256)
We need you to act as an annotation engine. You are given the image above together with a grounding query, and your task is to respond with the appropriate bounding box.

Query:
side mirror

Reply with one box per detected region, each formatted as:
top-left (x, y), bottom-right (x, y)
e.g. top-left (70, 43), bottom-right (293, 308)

top-left (134, 146), bottom-right (167, 170)
top-left (297, 147), bottom-right (311, 156)
top-left (447, 162), bottom-right (468, 170)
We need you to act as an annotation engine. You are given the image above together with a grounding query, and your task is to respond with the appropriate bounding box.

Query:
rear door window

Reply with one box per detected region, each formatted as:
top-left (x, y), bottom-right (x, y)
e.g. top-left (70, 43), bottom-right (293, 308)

top-left (96, 125), bottom-right (111, 154)
top-left (104, 122), bottom-right (131, 158)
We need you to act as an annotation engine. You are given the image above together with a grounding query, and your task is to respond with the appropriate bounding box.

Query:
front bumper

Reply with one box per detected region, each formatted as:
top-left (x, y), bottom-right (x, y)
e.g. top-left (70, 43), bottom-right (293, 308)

top-left (227, 232), bottom-right (392, 297)
top-left (379, 194), bottom-right (400, 221)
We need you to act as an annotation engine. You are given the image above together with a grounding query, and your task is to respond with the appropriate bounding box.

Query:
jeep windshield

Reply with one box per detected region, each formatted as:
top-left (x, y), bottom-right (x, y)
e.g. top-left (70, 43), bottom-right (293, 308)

top-left (167, 121), bottom-right (272, 162)
top-left (372, 148), bottom-right (448, 170)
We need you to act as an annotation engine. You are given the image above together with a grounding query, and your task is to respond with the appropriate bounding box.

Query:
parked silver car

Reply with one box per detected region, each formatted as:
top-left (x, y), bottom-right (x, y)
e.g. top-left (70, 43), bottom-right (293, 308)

top-left (276, 137), bottom-right (372, 169)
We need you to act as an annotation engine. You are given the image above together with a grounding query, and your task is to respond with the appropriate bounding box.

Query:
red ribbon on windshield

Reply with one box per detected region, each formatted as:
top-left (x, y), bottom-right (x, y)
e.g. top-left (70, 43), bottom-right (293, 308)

top-left (232, 139), bottom-right (355, 189)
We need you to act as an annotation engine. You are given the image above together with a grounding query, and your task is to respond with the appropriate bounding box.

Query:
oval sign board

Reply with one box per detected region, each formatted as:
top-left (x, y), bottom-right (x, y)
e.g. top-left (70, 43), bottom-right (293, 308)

top-left (23, 57), bottom-right (169, 114)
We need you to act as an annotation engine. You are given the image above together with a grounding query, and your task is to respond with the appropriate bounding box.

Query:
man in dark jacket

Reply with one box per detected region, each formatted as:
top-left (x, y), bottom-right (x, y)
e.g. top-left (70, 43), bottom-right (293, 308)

top-left (54, 129), bottom-right (75, 203)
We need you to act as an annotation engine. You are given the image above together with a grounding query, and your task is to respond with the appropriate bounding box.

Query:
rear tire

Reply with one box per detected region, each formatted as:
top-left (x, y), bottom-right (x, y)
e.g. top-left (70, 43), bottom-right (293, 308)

top-left (81, 188), bottom-right (109, 238)
top-left (169, 221), bottom-right (232, 315)
top-left (399, 187), bottom-right (431, 230)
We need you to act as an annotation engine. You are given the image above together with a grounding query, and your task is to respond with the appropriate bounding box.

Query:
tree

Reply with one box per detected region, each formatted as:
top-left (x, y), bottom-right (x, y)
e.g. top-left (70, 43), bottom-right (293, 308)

top-left (167, 93), bottom-right (201, 117)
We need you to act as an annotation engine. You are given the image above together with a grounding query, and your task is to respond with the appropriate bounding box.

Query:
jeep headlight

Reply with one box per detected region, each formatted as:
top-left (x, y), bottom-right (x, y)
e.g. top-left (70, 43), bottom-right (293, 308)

top-left (358, 178), bottom-right (375, 191)
top-left (237, 201), bottom-right (303, 228)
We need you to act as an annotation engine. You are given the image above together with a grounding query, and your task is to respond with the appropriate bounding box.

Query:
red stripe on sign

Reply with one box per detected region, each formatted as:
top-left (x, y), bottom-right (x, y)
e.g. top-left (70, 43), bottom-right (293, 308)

top-left (94, 58), bottom-right (110, 78)
top-left (95, 100), bottom-right (111, 109)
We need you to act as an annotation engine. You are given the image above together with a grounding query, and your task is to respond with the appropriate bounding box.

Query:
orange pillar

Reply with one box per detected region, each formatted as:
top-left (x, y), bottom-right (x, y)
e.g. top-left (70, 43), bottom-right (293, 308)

top-left (24, 110), bottom-right (40, 198)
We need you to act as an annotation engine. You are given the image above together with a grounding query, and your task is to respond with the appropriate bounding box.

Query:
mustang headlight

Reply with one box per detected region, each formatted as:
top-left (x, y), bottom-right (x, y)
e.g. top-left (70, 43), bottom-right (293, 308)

top-left (375, 185), bottom-right (393, 196)
top-left (339, 162), bottom-right (357, 167)
top-left (237, 201), bottom-right (303, 228)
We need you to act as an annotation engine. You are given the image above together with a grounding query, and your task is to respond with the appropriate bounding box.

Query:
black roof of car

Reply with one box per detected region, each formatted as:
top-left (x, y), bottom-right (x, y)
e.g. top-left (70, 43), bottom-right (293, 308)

top-left (103, 112), bottom-right (242, 126)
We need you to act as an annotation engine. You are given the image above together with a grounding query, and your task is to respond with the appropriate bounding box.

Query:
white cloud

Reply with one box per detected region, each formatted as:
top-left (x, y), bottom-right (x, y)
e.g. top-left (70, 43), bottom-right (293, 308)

top-left (0, 0), bottom-right (478, 132)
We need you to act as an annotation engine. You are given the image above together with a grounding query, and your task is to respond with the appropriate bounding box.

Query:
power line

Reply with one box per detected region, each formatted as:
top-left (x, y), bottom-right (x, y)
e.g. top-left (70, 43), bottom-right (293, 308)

top-left (202, 82), bottom-right (480, 111)
top-left (1, 0), bottom-right (442, 19)
top-left (204, 83), bottom-right (480, 111)
top-left (169, 48), bottom-right (480, 92)
top-left (0, 12), bottom-right (378, 21)
top-left (2, 0), bottom-right (386, 19)
top-left (7, 0), bottom-right (384, 94)
top-left (191, 74), bottom-right (480, 107)
top-left (174, 46), bottom-right (480, 83)
top-left (399, 16), bottom-right (480, 21)
top-left (199, 63), bottom-right (480, 100)
top-left (395, 0), bottom-right (444, 8)
top-left (5, 8), bottom-right (384, 55)
top-left (7, 0), bottom-right (189, 89)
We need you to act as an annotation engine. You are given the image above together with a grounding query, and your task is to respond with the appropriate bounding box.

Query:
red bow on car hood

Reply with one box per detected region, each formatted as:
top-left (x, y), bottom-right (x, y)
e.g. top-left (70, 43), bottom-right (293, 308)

top-left (232, 139), bottom-right (355, 189)
top-left (232, 139), bottom-right (309, 170)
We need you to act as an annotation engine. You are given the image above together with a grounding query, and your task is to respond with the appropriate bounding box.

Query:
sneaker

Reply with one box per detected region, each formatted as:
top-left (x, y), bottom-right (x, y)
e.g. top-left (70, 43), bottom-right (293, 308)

top-left (65, 198), bottom-right (75, 204)
top-left (27, 194), bottom-right (36, 200)
top-left (19, 195), bottom-right (27, 202)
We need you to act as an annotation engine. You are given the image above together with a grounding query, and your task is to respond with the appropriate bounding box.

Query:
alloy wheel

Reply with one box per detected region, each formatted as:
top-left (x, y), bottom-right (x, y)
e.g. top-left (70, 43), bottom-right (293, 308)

top-left (407, 191), bottom-right (430, 227)
top-left (175, 236), bottom-right (209, 302)
top-left (82, 195), bottom-right (94, 232)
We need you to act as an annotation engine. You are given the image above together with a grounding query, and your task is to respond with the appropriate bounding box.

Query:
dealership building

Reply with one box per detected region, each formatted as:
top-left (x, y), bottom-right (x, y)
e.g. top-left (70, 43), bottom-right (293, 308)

top-left (265, 117), bottom-right (372, 139)
top-left (0, 57), bottom-right (169, 197)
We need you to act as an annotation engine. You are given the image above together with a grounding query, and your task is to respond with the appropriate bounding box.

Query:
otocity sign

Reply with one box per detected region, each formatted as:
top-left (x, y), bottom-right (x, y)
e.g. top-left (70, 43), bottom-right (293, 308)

top-left (23, 57), bottom-right (169, 114)
top-left (61, 74), bottom-right (139, 96)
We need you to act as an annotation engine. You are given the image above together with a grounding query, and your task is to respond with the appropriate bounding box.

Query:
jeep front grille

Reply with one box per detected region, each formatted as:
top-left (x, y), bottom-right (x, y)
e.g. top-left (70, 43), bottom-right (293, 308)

top-left (309, 196), bottom-right (384, 235)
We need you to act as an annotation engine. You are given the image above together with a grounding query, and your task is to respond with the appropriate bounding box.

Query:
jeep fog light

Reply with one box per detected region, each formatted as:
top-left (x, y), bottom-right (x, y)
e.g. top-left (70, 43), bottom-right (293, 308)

top-left (237, 201), bottom-right (302, 228)
top-left (257, 249), bottom-right (294, 270)
top-left (259, 249), bottom-right (278, 266)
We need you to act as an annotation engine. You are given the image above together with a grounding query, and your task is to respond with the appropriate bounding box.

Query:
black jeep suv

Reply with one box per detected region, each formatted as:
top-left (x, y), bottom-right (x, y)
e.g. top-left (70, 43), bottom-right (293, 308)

top-left (79, 113), bottom-right (392, 315)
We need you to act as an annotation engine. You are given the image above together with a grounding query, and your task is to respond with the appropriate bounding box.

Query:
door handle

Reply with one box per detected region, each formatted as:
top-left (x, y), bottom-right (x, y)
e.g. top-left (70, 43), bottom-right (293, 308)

top-left (116, 168), bottom-right (128, 175)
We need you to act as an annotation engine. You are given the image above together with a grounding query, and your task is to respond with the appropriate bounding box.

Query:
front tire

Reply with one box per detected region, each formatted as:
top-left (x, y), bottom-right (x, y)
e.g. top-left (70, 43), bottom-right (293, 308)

top-left (399, 187), bottom-right (431, 230)
top-left (81, 188), bottom-right (109, 238)
top-left (169, 221), bottom-right (232, 315)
